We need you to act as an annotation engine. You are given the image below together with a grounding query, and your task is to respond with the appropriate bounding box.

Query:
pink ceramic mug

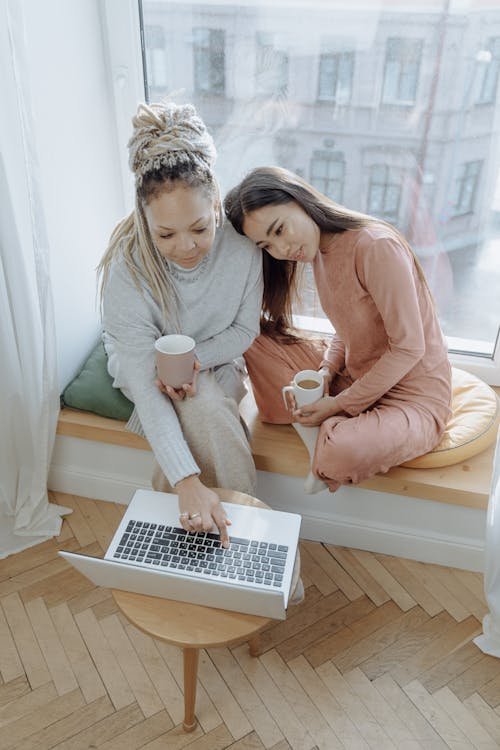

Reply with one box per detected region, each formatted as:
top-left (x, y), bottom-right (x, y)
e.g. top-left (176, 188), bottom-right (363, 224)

top-left (155, 334), bottom-right (196, 389)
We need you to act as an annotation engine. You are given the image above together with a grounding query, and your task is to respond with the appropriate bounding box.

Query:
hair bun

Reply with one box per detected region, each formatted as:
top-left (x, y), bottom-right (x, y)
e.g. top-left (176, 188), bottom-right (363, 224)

top-left (128, 101), bottom-right (217, 184)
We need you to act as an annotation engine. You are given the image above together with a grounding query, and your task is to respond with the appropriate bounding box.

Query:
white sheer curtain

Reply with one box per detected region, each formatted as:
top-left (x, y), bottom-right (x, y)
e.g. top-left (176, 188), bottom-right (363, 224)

top-left (474, 426), bottom-right (500, 657)
top-left (0, 0), bottom-right (70, 558)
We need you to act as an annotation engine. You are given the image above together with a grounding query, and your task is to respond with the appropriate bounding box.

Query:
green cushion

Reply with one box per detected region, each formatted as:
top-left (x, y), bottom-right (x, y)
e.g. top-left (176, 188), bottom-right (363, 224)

top-left (61, 341), bottom-right (134, 422)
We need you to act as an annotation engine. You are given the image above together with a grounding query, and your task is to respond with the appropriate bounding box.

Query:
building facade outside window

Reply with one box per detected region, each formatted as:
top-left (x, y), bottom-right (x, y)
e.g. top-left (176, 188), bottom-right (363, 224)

top-left (367, 165), bottom-right (402, 223)
top-left (478, 37), bottom-right (500, 104)
top-left (255, 32), bottom-right (288, 97)
top-left (193, 27), bottom-right (225, 95)
top-left (452, 160), bottom-right (482, 216)
top-left (317, 51), bottom-right (354, 104)
top-left (144, 25), bottom-right (168, 93)
top-left (105, 0), bottom-right (500, 381)
top-left (382, 37), bottom-right (423, 105)
top-left (310, 151), bottom-right (345, 203)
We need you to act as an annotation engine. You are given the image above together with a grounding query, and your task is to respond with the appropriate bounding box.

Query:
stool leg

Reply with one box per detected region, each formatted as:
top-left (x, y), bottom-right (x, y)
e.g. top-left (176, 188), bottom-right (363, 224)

top-left (249, 634), bottom-right (261, 657)
top-left (182, 648), bottom-right (199, 732)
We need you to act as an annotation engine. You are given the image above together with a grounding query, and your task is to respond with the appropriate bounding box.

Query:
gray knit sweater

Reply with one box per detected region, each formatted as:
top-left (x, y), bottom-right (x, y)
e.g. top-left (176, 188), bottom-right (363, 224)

top-left (102, 222), bottom-right (263, 487)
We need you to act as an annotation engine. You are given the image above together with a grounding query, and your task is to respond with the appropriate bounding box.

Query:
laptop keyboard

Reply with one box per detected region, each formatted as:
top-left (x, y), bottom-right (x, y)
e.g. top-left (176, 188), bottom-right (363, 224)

top-left (112, 520), bottom-right (289, 588)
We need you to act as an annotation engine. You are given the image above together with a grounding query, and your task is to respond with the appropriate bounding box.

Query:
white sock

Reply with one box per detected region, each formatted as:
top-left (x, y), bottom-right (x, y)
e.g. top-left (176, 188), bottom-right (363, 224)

top-left (291, 423), bottom-right (328, 494)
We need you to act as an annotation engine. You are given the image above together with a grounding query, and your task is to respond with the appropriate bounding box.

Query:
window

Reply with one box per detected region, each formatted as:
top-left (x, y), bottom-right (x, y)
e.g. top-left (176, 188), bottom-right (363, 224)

top-left (104, 0), bottom-right (500, 383)
top-left (452, 160), bottom-right (482, 216)
top-left (367, 165), bottom-right (402, 223)
top-left (317, 52), bottom-right (354, 104)
top-left (144, 25), bottom-right (168, 95)
top-left (477, 37), bottom-right (500, 104)
top-left (382, 37), bottom-right (423, 105)
top-left (255, 32), bottom-right (288, 97)
top-left (193, 28), bottom-right (225, 95)
top-left (310, 151), bottom-right (345, 202)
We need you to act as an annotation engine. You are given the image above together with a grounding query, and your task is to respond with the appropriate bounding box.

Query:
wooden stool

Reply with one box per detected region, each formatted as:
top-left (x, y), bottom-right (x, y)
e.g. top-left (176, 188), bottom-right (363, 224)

top-left (112, 488), bottom-right (300, 732)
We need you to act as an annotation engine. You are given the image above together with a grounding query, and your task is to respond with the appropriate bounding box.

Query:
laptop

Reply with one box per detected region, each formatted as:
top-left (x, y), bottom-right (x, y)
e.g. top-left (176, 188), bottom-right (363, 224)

top-left (59, 489), bottom-right (301, 620)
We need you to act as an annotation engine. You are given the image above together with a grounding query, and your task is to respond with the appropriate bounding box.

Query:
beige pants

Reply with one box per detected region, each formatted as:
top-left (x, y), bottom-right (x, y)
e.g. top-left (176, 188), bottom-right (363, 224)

top-left (152, 369), bottom-right (257, 495)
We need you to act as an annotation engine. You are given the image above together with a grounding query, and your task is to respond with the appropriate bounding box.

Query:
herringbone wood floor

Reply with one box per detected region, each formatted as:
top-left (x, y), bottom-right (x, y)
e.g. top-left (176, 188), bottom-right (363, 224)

top-left (0, 492), bottom-right (499, 750)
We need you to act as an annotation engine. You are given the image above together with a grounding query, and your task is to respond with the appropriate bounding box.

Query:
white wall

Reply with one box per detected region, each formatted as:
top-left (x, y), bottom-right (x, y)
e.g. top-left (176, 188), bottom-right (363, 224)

top-left (23, 0), bottom-right (125, 390)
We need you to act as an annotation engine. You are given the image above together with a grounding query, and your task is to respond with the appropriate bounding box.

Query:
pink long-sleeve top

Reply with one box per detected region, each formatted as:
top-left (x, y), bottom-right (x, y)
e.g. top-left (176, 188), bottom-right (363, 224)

top-left (313, 224), bottom-right (452, 423)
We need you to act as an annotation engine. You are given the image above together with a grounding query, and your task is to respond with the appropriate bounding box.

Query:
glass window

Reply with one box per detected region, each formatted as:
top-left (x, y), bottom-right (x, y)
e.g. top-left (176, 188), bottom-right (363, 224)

top-left (317, 52), bottom-right (354, 104)
top-left (193, 27), bottom-right (225, 95)
top-left (310, 151), bottom-right (345, 202)
top-left (256, 32), bottom-right (288, 97)
top-left (477, 37), bottom-right (500, 104)
top-left (129, 0), bottom-right (500, 372)
top-left (367, 165), bottom-right (402, 223)
top-left (452, 160), bottom-right (482, 216)
top-left (144, 26), bottom-right (168, 93)
top-left (382, 37), bottom-right (423, 105)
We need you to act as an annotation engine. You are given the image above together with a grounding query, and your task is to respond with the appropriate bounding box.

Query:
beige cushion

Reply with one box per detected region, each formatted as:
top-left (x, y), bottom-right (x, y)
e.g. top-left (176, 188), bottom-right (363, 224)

top-left (402, 367), bottom-right (500, 469)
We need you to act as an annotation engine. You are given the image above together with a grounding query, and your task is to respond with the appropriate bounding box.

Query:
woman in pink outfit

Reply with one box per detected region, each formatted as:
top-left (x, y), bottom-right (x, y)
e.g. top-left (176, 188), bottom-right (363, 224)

top-left (224, 166), bottom-right (452, 493)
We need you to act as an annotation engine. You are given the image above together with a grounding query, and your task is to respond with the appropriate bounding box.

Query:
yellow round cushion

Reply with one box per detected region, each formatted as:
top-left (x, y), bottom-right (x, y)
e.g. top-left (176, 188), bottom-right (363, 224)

top-left (402, 367), bottom-right (500, 469)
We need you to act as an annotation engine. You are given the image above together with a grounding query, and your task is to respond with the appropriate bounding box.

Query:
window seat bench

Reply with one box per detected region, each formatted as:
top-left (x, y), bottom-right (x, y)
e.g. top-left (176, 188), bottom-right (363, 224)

top-left (56, 386), bottom-right (498, 512)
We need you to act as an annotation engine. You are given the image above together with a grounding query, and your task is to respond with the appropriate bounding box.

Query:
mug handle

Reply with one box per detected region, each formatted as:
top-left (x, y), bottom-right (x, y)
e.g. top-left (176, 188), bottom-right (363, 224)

top-left (282, 384), bottom-right (295, 410)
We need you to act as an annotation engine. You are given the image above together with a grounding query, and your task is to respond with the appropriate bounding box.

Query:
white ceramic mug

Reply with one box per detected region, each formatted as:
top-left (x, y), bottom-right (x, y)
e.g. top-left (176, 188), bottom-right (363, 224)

top-left (155, 334), bottom-right (196, 389)
top-left (282, 369), bottom-right (324, 409)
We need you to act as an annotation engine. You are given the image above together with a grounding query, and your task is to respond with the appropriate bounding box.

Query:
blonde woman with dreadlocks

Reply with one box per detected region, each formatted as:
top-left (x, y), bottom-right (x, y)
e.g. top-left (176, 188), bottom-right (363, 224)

top-left (224, 166), bottom-right (452, 494)
top-left (98, 102), bottom-right (263, 547)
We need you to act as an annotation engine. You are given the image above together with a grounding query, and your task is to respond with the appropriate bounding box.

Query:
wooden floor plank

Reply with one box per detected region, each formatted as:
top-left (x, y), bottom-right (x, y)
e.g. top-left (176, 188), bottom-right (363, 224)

top-left (390, 616), bottom-right (482, 688)
top-left (328, 547), bottom-right (392, 607)
top-left (0, 682), bottom-right (57, 728)
top-left (425, 564), bottom-right (488, 622)
top-left (99, 614), bottom-right (164, 718)
top-left (433, 685), bottom-right (498, 749)
top-left (334, 605), bottom-right (430, 675)
top-left (344, 667), bottom-right (425, 749)
top-left (306, 599), bottom-right (403, 669)
top-left (60, 495), bottom-right (97, 548)
top-left (463, 693), bottom-right (500, 745)
top-left (209, 646), bottom-right (284, 749)
top-left (61, 706), bottom-right (170, 750)
top-left (348, 548), bottom-right (417, 612)
top-left (233, 644), bottom-right (316, 750)
top-left (0, 599), bottom-right (24, 682)
top-left (196, 650), bottom-right (253, 741)
top-left (446, 654), bottom-right (500, 702)
top-left (125, 623), bottom-right (185, 727)
top-left (373, 674), bottom-right (448, 749)
top-left (419, 641), bottom-right (485, 694)
top-left (276, 595), bottom-right (373, 664)
top-left (401, 559), bottom-right (470, 622)
top-left (375, 553), bottom-right (444, 617)
top-left (298, 544), bottom-right (339, 597)
top-left (49, 601), bottom-right (107, 704)
top-left (73, 609), bottom-right (135, 710)
top-left (403, 680), bottom-right (475, 749)
top-left (0, 674), bottom-right (30, 709)
top-left (260, 649), bottom-right (344, 750)
top-left (316, 660), bottom-right (399, 749)
top-left (24, 597), bottom-right (78, 695)
top-left (1, 592), bottom-right (51, 689)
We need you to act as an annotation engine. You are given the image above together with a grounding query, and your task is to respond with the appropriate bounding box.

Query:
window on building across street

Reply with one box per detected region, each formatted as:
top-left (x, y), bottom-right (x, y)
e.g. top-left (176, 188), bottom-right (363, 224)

top-left (382, 37), bottom-right (423, 105)
top-left (256, 32), bottom-right (289, 97)
top-left (193, 27), bottom-right (225, 95)
top-left (452, 160), bottom-right (482, 216)
top-left (106, 0), bottom-right (500, 380)
top-left (478, 38), bottom-right (500, 104)
top-left (144, 25), bottom-right (168, 95)
top-left (367, 165), bottom-right (402, 223)
top-left (310, 151), bottom-right (345, 203)
top-left (317, 51), bottom-right (354, 104)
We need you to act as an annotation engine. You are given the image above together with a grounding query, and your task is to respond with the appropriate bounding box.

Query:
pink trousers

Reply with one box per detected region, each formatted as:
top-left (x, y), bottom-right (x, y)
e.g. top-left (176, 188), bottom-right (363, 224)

top-left (244, 334), bottom-right (448, 492)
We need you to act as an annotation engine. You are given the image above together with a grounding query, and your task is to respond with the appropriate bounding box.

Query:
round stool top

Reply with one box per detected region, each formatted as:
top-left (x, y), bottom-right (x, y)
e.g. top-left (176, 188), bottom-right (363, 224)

top-left (112, 489), bottom-right (275, 649)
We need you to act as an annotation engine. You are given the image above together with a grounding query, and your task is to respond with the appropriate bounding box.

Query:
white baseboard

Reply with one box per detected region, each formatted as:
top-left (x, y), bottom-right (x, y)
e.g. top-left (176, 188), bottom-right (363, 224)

top-left (49, 435), bottom-right (486, 572)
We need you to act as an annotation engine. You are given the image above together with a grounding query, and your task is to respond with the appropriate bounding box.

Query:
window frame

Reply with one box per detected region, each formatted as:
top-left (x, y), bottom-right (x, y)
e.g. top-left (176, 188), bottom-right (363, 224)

top-left (102, 0), bottom-right (500, 385)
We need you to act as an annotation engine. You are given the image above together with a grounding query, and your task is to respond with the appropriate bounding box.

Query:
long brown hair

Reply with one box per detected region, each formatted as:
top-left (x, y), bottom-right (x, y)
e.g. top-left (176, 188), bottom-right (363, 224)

top-left (224, 165), bottom-right (432, 340)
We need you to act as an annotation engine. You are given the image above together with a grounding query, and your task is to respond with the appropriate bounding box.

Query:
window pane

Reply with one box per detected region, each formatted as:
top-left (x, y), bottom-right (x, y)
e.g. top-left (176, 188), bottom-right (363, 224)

top-left (141, 0), bottom-right (500, 356)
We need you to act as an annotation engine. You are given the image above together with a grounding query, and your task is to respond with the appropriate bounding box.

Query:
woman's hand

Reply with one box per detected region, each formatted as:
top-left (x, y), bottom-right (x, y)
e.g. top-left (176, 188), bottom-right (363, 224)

top-left (176, 475), bottom-right (232, 548)
top-left (293, 395), bottom-right (341, 426)
top-left (156, 359), bottom-right (201, 401)
top-left (318, 366), bottom-right (333, 396)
